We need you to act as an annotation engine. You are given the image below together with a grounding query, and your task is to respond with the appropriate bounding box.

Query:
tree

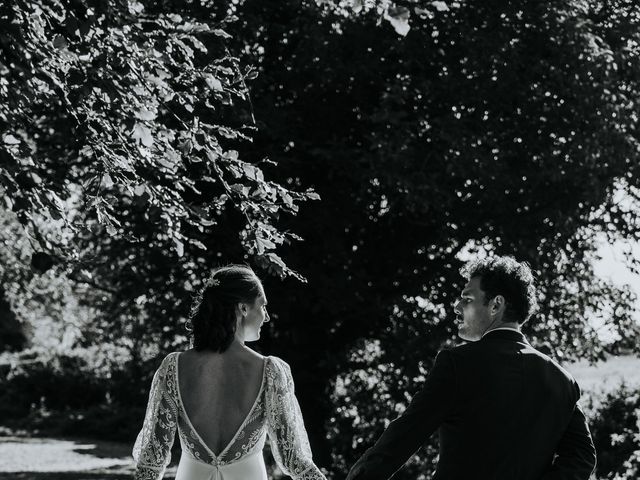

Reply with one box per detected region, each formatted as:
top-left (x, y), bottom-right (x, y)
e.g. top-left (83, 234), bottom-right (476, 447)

top-left (220, 0), bottom-right (640, 474)
top-left (3, 1), bottom-right (640, 478)
top-left (0, 0), bottom-right (317, 359)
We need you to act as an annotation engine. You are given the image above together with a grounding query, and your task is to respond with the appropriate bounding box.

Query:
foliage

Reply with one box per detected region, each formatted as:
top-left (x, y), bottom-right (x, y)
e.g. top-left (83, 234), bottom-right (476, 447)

top-left (219, 0), bottom-right (640, 472)
top-left (588, 383), bottom-right (640, 480)
top-left (0, 344), bottom-right (150, 441)
top-left (3, 1), bottom-right (640, 479)
top-left (0, 0), bottom-right (317, 359)
top-left (0, 208), bottom-right (100, 356)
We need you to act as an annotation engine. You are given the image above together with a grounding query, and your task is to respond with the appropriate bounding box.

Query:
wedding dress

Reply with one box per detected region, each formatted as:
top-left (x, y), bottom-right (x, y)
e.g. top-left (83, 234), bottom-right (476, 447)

top-left (133, 352), bottom-right (326, 480)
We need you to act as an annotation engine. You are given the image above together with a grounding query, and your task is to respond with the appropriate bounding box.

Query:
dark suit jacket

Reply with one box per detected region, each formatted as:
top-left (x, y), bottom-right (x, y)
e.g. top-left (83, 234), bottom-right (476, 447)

top-left (347, 329), bottom-right (596, 480)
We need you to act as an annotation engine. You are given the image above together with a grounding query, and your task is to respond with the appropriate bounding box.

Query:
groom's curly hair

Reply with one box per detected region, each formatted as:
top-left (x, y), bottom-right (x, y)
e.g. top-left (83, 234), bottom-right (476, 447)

top-left (460, 255), bottom-right (538, 324)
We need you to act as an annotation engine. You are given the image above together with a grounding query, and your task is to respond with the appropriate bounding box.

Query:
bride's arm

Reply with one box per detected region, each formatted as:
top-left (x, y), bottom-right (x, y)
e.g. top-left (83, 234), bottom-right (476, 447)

top-left (132, 355), bottom-right (178, 480)
top-left (265, 357), bottom-right (327, 480)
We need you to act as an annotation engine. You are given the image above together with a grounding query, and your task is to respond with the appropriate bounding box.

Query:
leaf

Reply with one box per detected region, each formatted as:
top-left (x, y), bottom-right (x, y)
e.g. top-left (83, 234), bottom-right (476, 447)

top-left (131, 123), bottom-right (154, 147)
top-left (213, 29), bottom-right (232, 39)
top-left (256, 235), bottom-right (276, 253)
top-left (217, 126), bottom-right (239, 139)
top-left (205, 148), bottom-right (219, 163)
top-left (280, 191), bottom-right (294, 208)
top-left (306, 191), bottom-right (321, 200)
top-left (205, 75), bottom-right (224, 92)
top-left (102, 173), bottom-right (114, 188)
top-left (180, 139), bottom-right (193, 155)
top-left (47, 191), bottom-right (66, 218)
top-left (173, 237), bottom-right (184, 257)
top-left (431, 1), bottom-right (449, 11)
top-left (3, 134), bottom-right (20, 145)
top-left (223, 150), bottom-right (239, 161)
top-left (242, 163), bottom-right (264, 181)
top-left (129, 1), bottom-right (145, 14)
top-left (187, 36), bottom-right (208, 53)
top-left (135, 109), bottom-right (157, 121)
top-left (157, 156), bottom-right (177, 171)
top-left (266, 252), bottom-right (287, 271)
top-left (386, 7), bottom-right (411, 37)
top-left (158, 149), bottom-right (181, 171)
top-left (188, 238), bottom-right (208, 250)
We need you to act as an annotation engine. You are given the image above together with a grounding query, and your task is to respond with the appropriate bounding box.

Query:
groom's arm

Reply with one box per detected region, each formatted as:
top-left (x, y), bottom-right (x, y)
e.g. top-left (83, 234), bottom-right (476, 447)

top-left (346, 350), bottom-right (456, 480)
top-left (540, 402), bottom-right (596, 480)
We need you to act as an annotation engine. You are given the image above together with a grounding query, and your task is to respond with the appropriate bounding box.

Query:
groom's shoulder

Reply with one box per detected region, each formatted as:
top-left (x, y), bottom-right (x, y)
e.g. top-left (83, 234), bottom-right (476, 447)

top-left (446, 339), bottom-right (487, 357)
top-left (437, 341), bottom-right (488, 368)
top-left (450, 340), bottom-right (579, 386)
top-left (525, 345), bottom-right (579, 384)
top-left (446, 340), bottom-right (573, 371)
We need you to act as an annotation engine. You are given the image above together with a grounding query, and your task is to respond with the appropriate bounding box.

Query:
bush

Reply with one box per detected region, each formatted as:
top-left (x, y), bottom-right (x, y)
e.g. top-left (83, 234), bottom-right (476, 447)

top-left (0, 356), bottom-right (107, 421)
top-left (0, 346), bottom-right (156, 442)
top-left (588, 383), bottom-right (640, 479)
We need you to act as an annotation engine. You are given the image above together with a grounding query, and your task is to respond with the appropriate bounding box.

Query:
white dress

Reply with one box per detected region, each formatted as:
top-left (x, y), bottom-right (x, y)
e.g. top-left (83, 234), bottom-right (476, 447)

top-left (132, 353), bottom-right (326, 480)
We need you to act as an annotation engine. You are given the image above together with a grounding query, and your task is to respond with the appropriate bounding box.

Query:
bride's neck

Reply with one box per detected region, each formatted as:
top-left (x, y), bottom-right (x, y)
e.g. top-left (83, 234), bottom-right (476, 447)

top-left (229, 337), bottom-right (251, 353)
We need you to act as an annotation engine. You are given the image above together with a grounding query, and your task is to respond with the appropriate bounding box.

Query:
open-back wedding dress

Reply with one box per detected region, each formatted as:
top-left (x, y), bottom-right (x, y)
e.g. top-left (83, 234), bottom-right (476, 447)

top-left (133, 352), bottom-right (326, 480)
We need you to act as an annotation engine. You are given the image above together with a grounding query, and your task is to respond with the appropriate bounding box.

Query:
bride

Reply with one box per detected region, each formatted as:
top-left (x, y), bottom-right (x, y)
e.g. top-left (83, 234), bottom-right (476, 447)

top-left (132, 265), bottom-right (326, 480)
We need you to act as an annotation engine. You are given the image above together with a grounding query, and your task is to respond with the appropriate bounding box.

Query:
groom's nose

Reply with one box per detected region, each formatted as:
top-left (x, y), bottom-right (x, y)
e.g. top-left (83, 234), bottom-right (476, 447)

top-left (453, 300), bottom-right (461, 315)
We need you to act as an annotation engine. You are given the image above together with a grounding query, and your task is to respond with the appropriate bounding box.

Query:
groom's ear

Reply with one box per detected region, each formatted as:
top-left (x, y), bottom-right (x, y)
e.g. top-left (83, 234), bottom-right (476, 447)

top-left (492, 295), bottom-right (506, 314)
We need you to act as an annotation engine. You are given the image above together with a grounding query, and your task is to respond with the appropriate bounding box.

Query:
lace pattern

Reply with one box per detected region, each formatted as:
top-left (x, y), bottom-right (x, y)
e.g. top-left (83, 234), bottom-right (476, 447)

top-left (265, 357), bottom-right (326, 480)
top-left (133, 354), bottom-right (178, 480)
top-left (132, 353), bottom-right (325, 480)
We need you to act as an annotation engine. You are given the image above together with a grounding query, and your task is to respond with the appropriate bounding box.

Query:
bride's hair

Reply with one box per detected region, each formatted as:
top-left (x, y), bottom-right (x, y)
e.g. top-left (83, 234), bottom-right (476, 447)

top-left (189, 265), bottom-right (263, 352)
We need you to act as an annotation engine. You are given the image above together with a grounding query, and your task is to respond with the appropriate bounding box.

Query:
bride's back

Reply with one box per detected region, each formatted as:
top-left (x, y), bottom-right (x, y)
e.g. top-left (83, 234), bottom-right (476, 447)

top-left (177, 347), bottom-right (266, 456)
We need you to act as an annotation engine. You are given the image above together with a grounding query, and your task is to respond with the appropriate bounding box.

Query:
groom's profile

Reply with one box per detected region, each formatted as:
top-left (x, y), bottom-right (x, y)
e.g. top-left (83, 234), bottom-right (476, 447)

top-left (346, 255), bottom-right (596, 480)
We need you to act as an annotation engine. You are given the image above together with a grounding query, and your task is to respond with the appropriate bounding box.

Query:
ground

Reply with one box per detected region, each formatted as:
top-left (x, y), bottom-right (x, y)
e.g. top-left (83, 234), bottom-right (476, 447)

top-left (0, 436), bottom-right (176, 479)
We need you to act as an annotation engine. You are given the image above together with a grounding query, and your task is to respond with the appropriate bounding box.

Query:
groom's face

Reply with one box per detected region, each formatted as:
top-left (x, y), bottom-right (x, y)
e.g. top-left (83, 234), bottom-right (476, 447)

top-left (454, 276), bottom-right (492, 341)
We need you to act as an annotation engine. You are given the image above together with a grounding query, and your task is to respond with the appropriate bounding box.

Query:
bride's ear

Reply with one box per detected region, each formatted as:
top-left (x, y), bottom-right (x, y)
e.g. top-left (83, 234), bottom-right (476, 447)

top-left (235, 302), bottom-right (247, 319)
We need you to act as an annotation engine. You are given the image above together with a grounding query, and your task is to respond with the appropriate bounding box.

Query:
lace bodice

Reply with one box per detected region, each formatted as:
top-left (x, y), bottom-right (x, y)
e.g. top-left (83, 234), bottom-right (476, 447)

top-left (132, 353), bottom-right (325, 480)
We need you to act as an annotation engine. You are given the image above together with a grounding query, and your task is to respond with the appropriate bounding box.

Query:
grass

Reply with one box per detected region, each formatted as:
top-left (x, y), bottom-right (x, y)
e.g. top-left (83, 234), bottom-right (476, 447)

top-left (566, 354), bottom-right (640, 395)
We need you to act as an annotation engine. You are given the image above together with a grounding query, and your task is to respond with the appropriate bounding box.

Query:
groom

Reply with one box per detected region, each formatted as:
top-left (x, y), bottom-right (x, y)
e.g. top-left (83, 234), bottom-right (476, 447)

top-left (346, 255), bottom-right (596, 480)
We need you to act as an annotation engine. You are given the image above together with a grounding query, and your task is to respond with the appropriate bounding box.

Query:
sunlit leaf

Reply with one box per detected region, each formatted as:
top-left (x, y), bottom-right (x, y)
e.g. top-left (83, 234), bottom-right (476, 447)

top-left (385, 6), bottom-right (411, 37)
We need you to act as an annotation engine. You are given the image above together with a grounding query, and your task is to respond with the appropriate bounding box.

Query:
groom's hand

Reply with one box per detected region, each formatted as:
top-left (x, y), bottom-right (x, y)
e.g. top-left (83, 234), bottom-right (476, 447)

top-left (345, 464), bottom-right (360, 480)
top-left (346, 451), bottom-right (373, 480)
top-left (346, 451), bottom-right (389, 480)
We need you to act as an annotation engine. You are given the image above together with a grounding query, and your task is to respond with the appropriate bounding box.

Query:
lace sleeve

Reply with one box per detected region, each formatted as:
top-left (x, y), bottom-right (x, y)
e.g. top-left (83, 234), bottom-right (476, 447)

top-left (132, 354), bottom-right (178, 480)
top-left (265, 357), bottom-right (326, 480)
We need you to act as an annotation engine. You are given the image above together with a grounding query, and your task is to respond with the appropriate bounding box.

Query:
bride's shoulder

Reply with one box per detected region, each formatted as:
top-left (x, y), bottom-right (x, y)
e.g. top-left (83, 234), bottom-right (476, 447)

top-left (265, 354), bottom-right (288, 368)
top-left (156, 351), bottom-right (182, 371)
top-left (162, 351), bottom-right (182, 361)
top-left (264, 355), bottom-right (294, 383)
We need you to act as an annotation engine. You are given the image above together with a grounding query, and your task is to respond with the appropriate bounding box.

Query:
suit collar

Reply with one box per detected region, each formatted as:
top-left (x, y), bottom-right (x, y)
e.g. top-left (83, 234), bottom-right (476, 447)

top-left (480, 328), bottom-right (527, 343)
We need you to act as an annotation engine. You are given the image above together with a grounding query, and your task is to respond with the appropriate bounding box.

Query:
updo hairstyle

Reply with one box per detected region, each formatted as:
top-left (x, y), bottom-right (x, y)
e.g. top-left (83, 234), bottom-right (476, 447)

top-left (189, 265), bottom-right (263, 352)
